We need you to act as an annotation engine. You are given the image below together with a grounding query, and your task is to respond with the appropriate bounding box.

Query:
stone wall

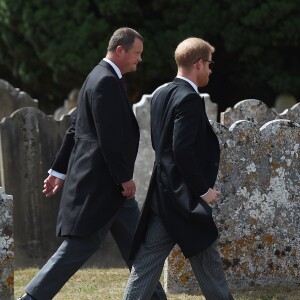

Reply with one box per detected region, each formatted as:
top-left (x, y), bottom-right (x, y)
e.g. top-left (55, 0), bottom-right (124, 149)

top-left (0, 187), bottom-right (13, 300)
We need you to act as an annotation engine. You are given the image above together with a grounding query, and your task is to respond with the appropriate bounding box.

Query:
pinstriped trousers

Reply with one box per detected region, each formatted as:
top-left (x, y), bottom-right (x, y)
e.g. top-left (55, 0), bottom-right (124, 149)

top-left (122, 213), bottom-right (233, 300)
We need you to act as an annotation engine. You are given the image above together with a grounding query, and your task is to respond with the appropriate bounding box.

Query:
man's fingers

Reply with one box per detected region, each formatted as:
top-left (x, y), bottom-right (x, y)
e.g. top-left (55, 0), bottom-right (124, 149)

top-left (52, 186), bottom-right (61, 195)
top-left (121, 180), bottom-right (136, 198)
top-left (42, 187), bottom-right (51, 194)
top-left (122, 187), bottom-right (135, 198)
top-left (43, 184), bottom-right (54, 197)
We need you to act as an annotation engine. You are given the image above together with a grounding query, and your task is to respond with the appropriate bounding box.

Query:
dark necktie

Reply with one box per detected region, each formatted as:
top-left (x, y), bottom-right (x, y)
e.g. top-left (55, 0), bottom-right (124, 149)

top-left (120, 77), bottom-right (127, 93)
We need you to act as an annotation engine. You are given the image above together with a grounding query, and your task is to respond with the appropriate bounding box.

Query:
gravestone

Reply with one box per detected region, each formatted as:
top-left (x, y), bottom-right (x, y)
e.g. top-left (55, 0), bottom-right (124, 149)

top-left (53, 89), bottom-right (79, 121)
top-left (0, 187), bottom-right (13, 300)
top-left (221, 98), bottom-right (300, 128)
top-left (221, 99), bottom-right (278, 128)
top-left (0, 107), bottom-right (70, 267)
top-left (165, 119), bottom-right (300, 293)
top-left (0, 107), bottom-right (126, 268)
top-left (0, 79), bottom-right (38, 120)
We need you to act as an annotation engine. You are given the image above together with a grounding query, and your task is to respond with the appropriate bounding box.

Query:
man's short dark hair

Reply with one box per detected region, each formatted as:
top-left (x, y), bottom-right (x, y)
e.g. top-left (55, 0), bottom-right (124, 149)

top-left (107, 27), bottom-right (143, 52)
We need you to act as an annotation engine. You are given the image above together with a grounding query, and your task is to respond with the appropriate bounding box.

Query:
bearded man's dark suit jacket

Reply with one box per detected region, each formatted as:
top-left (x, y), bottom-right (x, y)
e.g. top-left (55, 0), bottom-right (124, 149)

top-left (130, 78), bottom-right (220, 259)
top-left (55, 60), bottom-right (140, 237)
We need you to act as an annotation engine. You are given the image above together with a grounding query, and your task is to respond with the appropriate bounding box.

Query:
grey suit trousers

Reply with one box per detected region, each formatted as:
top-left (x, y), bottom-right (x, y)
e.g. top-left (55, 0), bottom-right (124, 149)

top-left (25, 198), bottom-right (166, 300)
top-left (123, 213), bottom-right (233, 300)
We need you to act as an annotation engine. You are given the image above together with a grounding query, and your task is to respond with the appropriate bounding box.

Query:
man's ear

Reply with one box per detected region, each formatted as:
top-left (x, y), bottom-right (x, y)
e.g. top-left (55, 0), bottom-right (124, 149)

top-left (194, 59), bottom-right (201, 70)
top-left (115, 45), bottom-right (124, 57)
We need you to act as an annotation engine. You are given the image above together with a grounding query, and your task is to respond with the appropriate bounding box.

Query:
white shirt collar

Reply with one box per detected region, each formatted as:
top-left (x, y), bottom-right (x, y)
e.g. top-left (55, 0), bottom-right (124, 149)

top-left (176, 76), bottom-right (198, 93)
top-left (103, 58), bottom-right (122, 79)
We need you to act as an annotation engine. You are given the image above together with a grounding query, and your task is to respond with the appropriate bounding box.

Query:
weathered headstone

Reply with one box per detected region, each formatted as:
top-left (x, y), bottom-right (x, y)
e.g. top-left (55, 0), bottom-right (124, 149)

top-left (0, 79), bottom-right (38, 121)
top-left (273, 93), bottom-right (297, 113)
top-left (220, 99), bottom-right (278, 128)
top-left (165, 119), bottom-right (300, 293)
top-left (0, 107), bottom-right (126, 268)
top-left (0, 187), bottom-right (13, 300)
top-left (0, 107), bottom-right (70, 267)
top-left (221, 98), bottom-right (299, 129)
top-left (278, 102), bottom-right (300, 124)
top-left (53, 89), bottom-right (79, 121)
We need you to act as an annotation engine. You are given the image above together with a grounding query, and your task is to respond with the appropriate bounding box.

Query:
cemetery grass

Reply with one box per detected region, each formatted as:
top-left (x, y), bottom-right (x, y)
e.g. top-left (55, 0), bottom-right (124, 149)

top-left (15, 268), bottom-right (300, 300)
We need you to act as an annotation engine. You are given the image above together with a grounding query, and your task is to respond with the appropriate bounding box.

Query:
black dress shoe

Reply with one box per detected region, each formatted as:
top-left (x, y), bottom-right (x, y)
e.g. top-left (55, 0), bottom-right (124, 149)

top-left (17, 293), bottom-right (36, 300)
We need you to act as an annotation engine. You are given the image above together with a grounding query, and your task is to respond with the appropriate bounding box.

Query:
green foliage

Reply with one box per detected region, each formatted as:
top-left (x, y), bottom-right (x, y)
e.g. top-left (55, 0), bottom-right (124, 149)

top-left (216, 0), bottom-right (299, 107)
top-left (0, 0), bottom-right (299, 112)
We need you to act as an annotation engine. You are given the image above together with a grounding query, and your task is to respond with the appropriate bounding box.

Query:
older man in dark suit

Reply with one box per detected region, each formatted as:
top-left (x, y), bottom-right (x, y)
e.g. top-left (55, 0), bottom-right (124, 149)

top-left (123, 37), bottom-right (234, 299)
top-left (18, 27), bottom-right (166, 300)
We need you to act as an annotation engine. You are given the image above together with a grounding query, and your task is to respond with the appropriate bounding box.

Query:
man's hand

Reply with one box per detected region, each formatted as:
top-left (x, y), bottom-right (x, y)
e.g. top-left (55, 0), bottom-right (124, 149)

top-left (201, 188), bottom-right (221, 205)
top-left (121, 179), bottom-right (136, 199)
top-left (43, 175), bottom-right (64, 197)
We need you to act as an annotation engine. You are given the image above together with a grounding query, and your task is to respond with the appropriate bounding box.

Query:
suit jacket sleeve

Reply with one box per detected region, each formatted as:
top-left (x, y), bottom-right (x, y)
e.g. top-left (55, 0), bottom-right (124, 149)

top-left (173, 94), bottom-right (210, 197)
top-left (50, 109), bottom-right (77, 174)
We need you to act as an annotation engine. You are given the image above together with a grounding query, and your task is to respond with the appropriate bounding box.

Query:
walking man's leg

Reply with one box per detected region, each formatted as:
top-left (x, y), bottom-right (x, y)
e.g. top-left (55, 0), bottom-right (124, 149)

top-left (189, 240), bottom-right (234, 300)
top-left (122, 214), bottom-right (174, 300)
top-left (25, 223), bottom-right (112, 300)
top-left (110, 198), bottom-right (141, 266)
top-left (111, 199), bottom-right (167, 300)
